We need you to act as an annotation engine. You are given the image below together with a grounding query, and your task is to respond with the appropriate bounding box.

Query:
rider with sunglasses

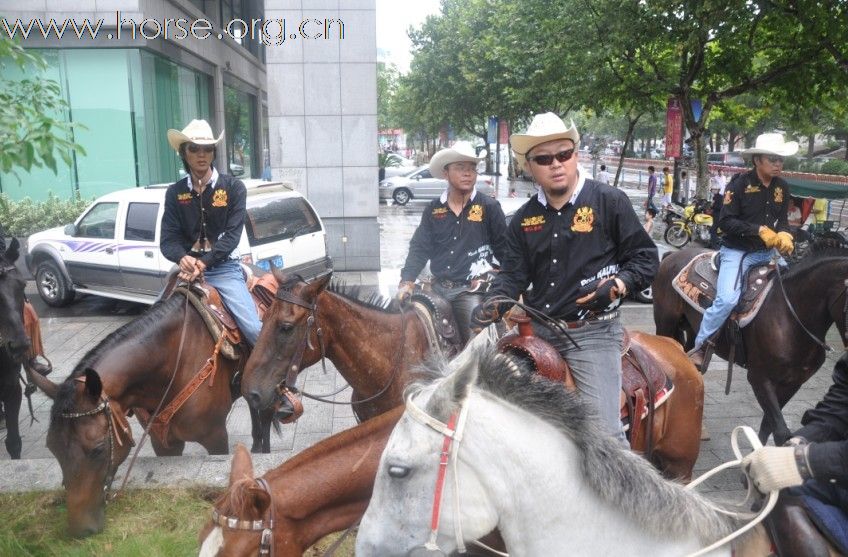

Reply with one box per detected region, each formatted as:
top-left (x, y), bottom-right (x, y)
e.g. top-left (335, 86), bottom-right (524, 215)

top-left (688, 132), bottom-right (798, 371)
top-left (160, 119), bottom-right (262, 347)
top-left (472, 113), bottom-right (658, 443)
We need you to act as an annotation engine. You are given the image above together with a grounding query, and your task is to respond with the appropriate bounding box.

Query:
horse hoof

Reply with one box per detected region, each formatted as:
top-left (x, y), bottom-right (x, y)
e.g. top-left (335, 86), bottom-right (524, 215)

top-left (700, 424), bottom-right (711, 440)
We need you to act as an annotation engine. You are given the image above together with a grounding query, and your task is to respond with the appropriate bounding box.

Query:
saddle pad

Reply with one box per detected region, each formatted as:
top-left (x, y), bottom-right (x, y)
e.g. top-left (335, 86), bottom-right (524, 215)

top-left (620, 377), bottom-right (674, 431)
top-left (672, 252), bottom-right (775, 328)
top-left (619, 337), bottom-right (673, 427)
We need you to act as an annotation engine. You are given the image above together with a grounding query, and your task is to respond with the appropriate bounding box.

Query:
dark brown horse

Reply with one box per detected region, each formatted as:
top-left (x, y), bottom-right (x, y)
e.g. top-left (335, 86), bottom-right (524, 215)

top-left (242, 272), bottom-right (431, 422)
top-left (242, 272), bottom-right (704, 480)
top-left (0, 238), bottom-right (32, 459)
top-left (28, 292), bottom-right (272, 537)
top-left (654, 245), bottom-right (848, 445)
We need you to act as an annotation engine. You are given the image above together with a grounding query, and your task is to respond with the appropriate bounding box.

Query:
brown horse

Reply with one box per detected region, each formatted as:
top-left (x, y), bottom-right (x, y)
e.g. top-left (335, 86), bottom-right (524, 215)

top-left (242, 272), bottom-right (704, 480)
top-left (242, 272), bottom-right (431, 422)
top-left (653, 245), bottom-right (848, 445)
top-left (0, 239), bottom-right (32, 459)
top-left (28, 292), bottom-right (272, 537)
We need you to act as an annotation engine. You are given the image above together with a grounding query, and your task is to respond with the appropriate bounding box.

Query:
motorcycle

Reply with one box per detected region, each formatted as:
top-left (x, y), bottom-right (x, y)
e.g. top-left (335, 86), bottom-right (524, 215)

top-left (664, 198), bottom-right (714, 248)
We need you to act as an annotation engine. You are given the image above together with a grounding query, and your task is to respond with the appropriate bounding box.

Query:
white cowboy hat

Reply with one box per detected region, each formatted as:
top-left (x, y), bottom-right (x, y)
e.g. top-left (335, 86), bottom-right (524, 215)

top-left (167, 119), bottom-right (224, 152)
top-left (741, 132), bottom-right (799, 158)
top-left (511, 112), bottom-right (580, 166)
top-left (429, 141), bottom-right (484, 179)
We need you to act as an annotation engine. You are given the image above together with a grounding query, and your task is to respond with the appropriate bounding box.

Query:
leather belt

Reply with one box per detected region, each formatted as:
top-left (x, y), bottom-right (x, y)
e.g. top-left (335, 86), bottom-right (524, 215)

top-left (555, 310), bottom-right (620, 330)
top-left (435, 278), bottom-right (469, 289)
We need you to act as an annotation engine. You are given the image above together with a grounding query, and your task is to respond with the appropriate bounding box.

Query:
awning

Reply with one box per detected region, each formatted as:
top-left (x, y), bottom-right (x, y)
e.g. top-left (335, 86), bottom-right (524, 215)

top-left (786, 178), bottom-right (848, 199)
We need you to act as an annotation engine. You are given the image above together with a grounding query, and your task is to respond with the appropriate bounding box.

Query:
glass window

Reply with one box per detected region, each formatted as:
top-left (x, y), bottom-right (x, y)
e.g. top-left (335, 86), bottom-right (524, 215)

top-left (224, 86), bottom-right (257, 178)
top-left (77, 202), bottom-right (119, 239)
top-left (245, 197), bottom-right (321, 245)
top-left (125, 203), bottom-right (159, 241)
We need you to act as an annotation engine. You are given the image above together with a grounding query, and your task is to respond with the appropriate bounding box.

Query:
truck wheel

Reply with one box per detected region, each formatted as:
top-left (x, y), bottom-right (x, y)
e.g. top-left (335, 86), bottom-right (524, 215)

top-left (36, 260), bottom-right (74, 307)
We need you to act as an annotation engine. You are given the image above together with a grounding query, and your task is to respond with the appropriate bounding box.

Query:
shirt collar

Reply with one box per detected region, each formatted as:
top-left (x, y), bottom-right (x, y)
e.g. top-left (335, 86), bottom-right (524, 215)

top-left (536, 165), bottom-right (587, 207)
top-left (439, 187), bottom-right (478, 205)
top-left (184, 167), bottom-right (220, 191)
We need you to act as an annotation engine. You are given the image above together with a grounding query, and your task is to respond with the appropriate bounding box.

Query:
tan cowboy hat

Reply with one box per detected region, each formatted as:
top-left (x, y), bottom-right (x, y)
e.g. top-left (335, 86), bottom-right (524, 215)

top-left (741, 132), bottom-right (799, 158)
top-left (511, 112), bottom-right (580, 166)
top-left (429, 141), bottom-right (484, 179)
top-left (167, 119), bottom-right (224, 152)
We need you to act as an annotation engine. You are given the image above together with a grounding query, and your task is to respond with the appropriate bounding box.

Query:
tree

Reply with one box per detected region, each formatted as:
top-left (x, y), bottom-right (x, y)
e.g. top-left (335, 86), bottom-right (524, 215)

top-left (0, 37), bottom-right (84, 177)
top-left (377, 62), bottom-right (400, 131)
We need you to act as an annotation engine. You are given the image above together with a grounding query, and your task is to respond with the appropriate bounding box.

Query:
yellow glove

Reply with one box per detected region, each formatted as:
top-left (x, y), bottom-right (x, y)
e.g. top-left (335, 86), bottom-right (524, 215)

top-left (758, 226), bottom-right (778, 248)
top-left (395, 281), bottom-right (414, 304)
top-left (775, 231), bottom-right (794, 255)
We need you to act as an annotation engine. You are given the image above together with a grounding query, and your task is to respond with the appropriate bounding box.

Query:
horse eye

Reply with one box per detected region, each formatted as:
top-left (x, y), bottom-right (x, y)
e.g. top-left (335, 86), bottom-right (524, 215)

top-left (278, 322), bottom-right (294, 332)
top-left (387, 464), bottom-right (410, 479)
top-left (88, 444), bottom-right (106, 460)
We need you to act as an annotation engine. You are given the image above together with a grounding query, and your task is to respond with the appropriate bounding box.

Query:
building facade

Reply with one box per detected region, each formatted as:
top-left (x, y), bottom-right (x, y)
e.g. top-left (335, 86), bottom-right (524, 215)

top-left (0, 0), bottom-right (378, 270)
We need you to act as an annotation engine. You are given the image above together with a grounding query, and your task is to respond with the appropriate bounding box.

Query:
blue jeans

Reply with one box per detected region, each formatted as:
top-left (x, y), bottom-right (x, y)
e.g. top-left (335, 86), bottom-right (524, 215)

top-left (432, 282), bottom-right (483, 346)
top-left (694, 246), bottom-right (775, 348)
top-left (204, 260), bottom-right (262, 346)
top-left (533, 318), bottom-right (626, 443)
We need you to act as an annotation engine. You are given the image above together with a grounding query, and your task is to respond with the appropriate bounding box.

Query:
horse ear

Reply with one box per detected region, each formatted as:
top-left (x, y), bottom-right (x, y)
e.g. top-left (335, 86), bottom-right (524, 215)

top-left (247, 485), bottom-right (271, 516)
top-left (83, 368), bottom-right (103, 399)
top-left (426, 348), bottom-right (479, 420)
top-left (5, 238), bottom-right (19, 263)
top-left (26, 367), bottom-right (59, 399)
top-left (229, 443), bottom-right (254, 486)
top-left (307, 271), bottom-right (332, 297)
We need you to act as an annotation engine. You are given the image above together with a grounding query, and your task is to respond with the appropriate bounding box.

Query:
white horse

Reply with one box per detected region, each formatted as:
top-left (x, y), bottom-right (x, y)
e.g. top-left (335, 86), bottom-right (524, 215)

top-left (356, 347), bottom-right (767, 556)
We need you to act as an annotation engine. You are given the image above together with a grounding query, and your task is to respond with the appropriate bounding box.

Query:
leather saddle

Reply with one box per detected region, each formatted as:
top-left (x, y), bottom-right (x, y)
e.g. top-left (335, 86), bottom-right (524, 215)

top-left (672, 251), bottom-right (776, 328)
top-left (497, 324), bottom-right (673, 454)
top-left (409, 284), bottom-right (463, 359)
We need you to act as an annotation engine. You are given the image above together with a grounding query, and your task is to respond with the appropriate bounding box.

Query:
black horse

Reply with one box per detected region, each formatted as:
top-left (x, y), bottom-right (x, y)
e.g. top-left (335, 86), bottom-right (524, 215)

top-left (0, 238), bottom-right (32, 459)
top-left (654, 243), bottom-right (848, 445)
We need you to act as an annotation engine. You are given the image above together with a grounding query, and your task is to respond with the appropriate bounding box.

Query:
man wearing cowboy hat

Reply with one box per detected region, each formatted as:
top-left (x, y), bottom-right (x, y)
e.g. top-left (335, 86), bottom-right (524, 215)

top-left (472, 112), bottom-right (658, 442)
top-left (396, 141), bottom-right (507, 345)
top-left (688, 132), bottom-right (797, 370)
top-left (159, 119), bottom-right (262, 347)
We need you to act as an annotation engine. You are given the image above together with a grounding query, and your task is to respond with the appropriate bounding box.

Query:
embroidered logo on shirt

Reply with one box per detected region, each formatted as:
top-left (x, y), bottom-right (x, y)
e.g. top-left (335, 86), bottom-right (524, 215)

top-left (432, 207), bottom-right (448, 219)
top-left (571, 207), bottom-right (594, 233)
top-left (744, 185), bottom-right (761, 194)
top-left (723, 191), bottom-right (734, 205)
top-left (521, 215), bottom-right (545, 233)
top-left (177, 192), bottom-right (192, 204)
top-left (212, 189), bottom-right (228, 207)
top-left (774, 187), bottom-right (783, 204)
top-left (467, 204), bottom-right (483, 222)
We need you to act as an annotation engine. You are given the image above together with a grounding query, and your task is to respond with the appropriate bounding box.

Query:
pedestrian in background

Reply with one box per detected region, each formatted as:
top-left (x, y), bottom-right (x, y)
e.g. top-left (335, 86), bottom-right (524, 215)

top-left (662, 166), bottom-right (673, 209)
top-left (595, 164), bottom-right (611, 185)
top-left (646, 165), bottom-right (658, 214)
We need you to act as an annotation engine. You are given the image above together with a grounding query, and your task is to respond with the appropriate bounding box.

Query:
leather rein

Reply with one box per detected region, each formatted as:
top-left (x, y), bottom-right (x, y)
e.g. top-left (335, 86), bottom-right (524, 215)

top-left (273, 285), bottom-right (406, 409)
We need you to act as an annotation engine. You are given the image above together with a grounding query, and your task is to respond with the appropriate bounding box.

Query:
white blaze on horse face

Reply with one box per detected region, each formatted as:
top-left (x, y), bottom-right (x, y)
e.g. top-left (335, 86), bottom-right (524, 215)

top-left (198, 526), bottom-right (223, 557)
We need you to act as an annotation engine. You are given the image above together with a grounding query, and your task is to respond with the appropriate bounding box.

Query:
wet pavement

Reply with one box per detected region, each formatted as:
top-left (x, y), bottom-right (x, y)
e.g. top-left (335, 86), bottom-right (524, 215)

top-left (0, 177), bottom-right (836, 499)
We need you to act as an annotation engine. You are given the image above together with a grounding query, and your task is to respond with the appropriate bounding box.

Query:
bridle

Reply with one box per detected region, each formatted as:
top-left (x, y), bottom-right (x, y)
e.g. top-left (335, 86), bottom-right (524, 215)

top-left (211, 477), bottom-right (276, 557)
top-left (58, 388), bottom-right (134, 500)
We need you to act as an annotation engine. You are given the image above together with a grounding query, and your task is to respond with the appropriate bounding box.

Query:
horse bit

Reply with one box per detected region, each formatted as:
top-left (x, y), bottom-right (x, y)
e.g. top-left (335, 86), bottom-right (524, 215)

top-left (58, 387), bottom-right (133, 501)
top-left (211, 478), bottom-right (276, 557)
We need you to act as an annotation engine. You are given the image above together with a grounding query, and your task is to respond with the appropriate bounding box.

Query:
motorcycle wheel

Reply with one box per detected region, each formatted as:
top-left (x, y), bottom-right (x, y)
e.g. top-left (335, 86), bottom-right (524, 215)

top-left (664, 223), bottom-right (691, 248)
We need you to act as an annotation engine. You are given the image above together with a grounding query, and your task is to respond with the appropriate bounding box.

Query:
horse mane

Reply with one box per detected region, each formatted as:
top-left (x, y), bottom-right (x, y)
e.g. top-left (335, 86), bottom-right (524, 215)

top-left (786, 239), bottom-right (848, 278)
top-left (327, 278), bottom-right (400, 314)
top-left (213, 477), bottom-right (265, 520)
top-left (51, 295), bottom-right (185, 419)
top-left (417, 349), bottom-right (743, 546)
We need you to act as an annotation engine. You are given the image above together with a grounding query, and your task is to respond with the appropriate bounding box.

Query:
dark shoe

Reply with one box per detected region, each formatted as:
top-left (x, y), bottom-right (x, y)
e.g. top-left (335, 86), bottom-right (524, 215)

top-left (27, 356), bottom-right (52, 376)
top-left (687, 346), bottom-right (707, 372)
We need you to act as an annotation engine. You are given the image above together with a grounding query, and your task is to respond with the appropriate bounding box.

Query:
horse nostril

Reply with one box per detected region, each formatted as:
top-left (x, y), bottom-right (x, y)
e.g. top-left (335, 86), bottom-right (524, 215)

top-left (248, 391), bottom-right (263, 409)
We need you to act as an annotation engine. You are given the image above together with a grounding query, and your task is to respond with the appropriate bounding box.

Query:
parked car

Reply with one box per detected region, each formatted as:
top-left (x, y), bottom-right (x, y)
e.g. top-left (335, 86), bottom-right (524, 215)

top-left (379, 166), bottom-right (496, 205)
top-left (26, 180), bottom-right (330, 307)
top-left (707, 152), bottom-right (746, 167)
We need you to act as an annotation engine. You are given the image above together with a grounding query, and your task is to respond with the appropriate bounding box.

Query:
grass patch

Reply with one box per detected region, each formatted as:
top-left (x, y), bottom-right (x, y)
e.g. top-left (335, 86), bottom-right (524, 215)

top-left (0, 487), bottom-right (356, 556)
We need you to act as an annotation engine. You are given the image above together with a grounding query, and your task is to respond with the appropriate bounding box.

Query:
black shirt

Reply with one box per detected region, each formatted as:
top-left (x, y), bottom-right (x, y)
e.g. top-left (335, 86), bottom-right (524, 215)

top-left (400, 192), bottom-right (507, 284)
top-left (487, 178), bottom-right (658, 321)
top-left (794, 354), bottom-right (848, 486)
top-left (160, 171), bottom-right (247, 268)
top-left (718, 169), bottom-right (790, 251)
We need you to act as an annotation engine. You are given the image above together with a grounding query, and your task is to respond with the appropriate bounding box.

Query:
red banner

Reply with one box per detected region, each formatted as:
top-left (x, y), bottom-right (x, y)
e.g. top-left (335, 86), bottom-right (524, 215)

top-left (665, 97), bottom-right (683, 159)
top-left (499, 121), bottom-right (509, 145)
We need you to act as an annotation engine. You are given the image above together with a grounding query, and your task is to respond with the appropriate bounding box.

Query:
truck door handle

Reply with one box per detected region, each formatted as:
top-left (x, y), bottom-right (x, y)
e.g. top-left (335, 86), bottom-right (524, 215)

top-left (144, 251), bottom-right (154, 258)
top-left (105, 247), bottom-right (114, 254)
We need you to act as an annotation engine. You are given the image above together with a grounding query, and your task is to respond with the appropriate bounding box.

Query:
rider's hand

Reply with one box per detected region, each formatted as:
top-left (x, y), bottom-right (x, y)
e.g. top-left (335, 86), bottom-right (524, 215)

top-left (470, 302), bottom-right (500, 332)
top-left (576, 277), bottom-right (624, 312)
top-left (395, 281), bottom-right (415, 304)
top-left (742, 445), bottom-right (811, 493)
top-left (775, 231), bottom-right (794, 255)
top-left (758, 226), bottom-right (779, 248)
top-left (190, 259), bottom-right (207, 282)
top-left (178, 255), bottom-right (197, 282)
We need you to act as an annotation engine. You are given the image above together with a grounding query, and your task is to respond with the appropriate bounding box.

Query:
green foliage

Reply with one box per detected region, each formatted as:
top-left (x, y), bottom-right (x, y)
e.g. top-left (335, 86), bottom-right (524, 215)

top-left (0, 192), bottom-right (92, 237)
top-left (0, 37), bottom-right (85, 177)
top-left (821, 159), bottom-right (848, 176)
top-left (783, 156), bottom-right (800, 171)
top-left (377, 151), bottom-right (401, 168)
top-left (378, 62), bottom-right (400, 130)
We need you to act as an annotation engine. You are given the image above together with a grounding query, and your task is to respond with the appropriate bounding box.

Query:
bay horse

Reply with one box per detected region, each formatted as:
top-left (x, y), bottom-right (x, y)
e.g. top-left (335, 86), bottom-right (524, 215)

top-left (653, 244), bottom-right (848, 445)
top-left (242, 272), bottom-right (704, 480)
top-left (27, 292), bottom-right (273, 537)
top-left (357, 349), bottom-right (768, 556)
top-left (0, 238), bottom-right (32, 459)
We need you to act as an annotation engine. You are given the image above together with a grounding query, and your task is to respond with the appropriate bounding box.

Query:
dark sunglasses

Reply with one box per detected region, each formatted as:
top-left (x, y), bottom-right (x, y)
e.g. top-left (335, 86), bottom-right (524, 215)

top-left (187, 144), bottom-right (215, 154)
top-left (528, 148), bottom-right (575, 166)
top-left (766, 155), bottom-right (784, 164)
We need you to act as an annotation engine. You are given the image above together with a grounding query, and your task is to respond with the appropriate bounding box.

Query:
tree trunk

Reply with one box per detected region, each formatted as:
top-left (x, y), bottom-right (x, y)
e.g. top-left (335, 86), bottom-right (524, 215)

top-left (807, 134), bottom-right (815, 158)
top-left (615, 113), bottom-right (642, 187)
